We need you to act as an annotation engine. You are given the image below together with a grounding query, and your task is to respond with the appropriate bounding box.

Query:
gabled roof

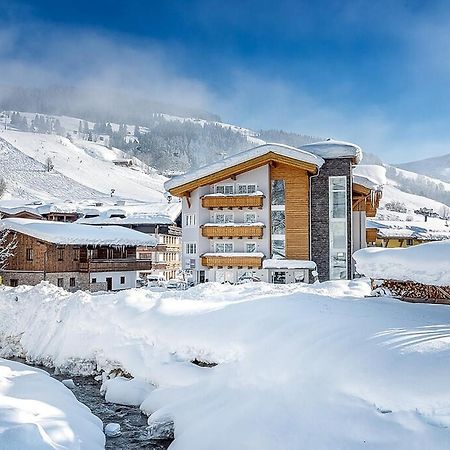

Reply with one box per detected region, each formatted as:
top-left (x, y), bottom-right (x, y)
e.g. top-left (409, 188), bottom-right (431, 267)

top-left (0, 218), bottom-right (157, 247)
top-left (165, 143), bottom-right (324, 196)
top-left (300, 139), bottom-right (363, 164)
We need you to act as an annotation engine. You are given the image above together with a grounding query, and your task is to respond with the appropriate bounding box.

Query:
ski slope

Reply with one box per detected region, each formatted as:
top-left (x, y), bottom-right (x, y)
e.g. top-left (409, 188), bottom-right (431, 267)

top-left (0, 130), bottom-right (167, 202)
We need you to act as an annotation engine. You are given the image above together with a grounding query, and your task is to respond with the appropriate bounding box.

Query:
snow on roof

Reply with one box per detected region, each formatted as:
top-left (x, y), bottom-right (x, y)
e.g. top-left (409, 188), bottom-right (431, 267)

top-left (165, 143), bottom-right (324, 192)
top-left (367, 219), bottom-right (450, 241)
top-left (354, 240), bottom-right (450, 286)
top-left (0, 218), bottom-right (157, 247)
top-left (300, 139), bottom-right (363, 164)
top-left (353, 174), bottom-right (381, 191)
top-left (353, 164), bottom-right (387, 186)
top-left (76, 202), bottom-right (181, 226)
top-left (262, 259), bottom-right (317, 270)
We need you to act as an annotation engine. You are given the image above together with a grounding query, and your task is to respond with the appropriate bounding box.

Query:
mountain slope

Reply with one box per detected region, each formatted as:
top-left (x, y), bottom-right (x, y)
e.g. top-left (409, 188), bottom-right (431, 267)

top-left (397, 153), bottom-right (450, 183)
top-left (0, 130), bottom-right (167, 202)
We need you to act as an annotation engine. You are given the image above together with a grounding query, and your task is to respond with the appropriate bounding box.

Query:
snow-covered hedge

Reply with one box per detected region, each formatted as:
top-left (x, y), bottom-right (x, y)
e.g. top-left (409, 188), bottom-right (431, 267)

top-left (354, 240), bottom-right (450, 286)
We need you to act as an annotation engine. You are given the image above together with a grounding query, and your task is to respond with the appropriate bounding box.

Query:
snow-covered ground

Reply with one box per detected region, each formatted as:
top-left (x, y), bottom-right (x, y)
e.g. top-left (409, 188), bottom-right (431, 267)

top-left (1, 281), bottom-right (450, 449)
top-left (0, 358), bottom-right (104, 450)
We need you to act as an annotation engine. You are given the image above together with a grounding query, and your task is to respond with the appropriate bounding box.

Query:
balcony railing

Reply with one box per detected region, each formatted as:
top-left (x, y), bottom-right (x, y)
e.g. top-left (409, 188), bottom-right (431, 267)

top-left (79, 259), bottom-right (152, 272)
top-left (201, 253), bottom-right (264, 268)
top-left (201, 223), bottom-right (264, 238)
top-left (201, 194), bottom-right (264, 209)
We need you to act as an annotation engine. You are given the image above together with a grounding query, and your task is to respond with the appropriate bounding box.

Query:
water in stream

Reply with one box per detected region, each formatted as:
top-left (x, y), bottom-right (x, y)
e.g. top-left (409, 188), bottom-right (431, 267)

top-left (10, 358), bottom-right (173, 450)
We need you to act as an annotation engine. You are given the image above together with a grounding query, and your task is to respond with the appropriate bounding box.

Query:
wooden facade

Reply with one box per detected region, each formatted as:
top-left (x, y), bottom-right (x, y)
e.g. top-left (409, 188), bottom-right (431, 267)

top-left (352, 183), bottom-right (381, 218)
top-left (201, 254), bottom-right (263, 268)
top-left (201, 224), bottom-right (264, 238)
top-left (201, 194), bottom-right (264, 209)
top-left (270, 162), bottom-right (310, 259)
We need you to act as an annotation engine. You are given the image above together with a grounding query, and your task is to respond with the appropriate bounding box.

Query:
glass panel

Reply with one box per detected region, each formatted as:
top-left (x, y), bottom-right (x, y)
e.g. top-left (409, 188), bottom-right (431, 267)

top-left (215, 185), bottom-right (225, 194)
top-left (332, 191), bottom-right (346, 218)
top-left (330, 251), bottom-right (347, 280)
top-left (245, 213), bottom-right (256, 223)
top-left (224, 214), bottom-right (233, 223)
top-left (224, 243), bottom-right (233, 253)
top-left (271, 180), bottom-right (285, 205)
top-left (224, 185), bottom-right (234, 195)
top-left (331, 177), bottom-right (346, 191)
top-left (330, 222), bottom-right (346, 249)
top-left (215, 243), bottom-right (224, 252)
top-left (272, 271), bottom-right (286, 284)
top-left (248, 184), bottom-right (256, 194)
top-left (246, 243), bottom-right (256, 253)
top-left (238, 185), bottom-right (247, 194)
top-left (216, 214), bottom-right (225, 223)
top-left (272, 239), bottom-right (285, 258)
top-left (271, 211), bottom-right (286, 234)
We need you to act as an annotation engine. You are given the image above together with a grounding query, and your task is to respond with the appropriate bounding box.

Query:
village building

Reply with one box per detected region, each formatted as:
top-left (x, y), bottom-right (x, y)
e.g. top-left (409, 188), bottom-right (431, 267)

top-left (165, 141), bottom-right (381, 284)
top-left (0, 218), bottom-right (156, 291)
top-left (76, 204), bottom-right (182, 280)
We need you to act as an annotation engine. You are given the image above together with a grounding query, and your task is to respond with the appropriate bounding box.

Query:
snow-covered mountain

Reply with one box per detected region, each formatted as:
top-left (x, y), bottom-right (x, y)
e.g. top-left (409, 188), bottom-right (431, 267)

top-left (397, 153), bottom-right (450, 183)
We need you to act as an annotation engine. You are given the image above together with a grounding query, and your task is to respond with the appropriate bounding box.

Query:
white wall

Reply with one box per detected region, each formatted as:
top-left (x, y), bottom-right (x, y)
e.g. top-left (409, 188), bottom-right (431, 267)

top-left (90, 271), bottom-right (137, 290)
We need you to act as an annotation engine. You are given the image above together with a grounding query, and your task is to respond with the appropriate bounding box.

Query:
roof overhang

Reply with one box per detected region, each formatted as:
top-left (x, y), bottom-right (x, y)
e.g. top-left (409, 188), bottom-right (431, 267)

top-left (167, 152), bottom-right (319, 197)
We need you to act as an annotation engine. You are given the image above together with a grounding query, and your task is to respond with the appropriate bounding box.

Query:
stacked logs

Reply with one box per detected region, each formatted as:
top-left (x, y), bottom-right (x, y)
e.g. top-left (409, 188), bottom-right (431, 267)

top-left (371, 279), bottom-right (450, 305)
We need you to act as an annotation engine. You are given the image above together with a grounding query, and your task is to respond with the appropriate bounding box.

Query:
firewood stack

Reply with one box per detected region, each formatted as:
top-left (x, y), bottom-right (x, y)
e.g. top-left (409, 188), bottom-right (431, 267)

top-left (371, 279), bottom-right (450, 305)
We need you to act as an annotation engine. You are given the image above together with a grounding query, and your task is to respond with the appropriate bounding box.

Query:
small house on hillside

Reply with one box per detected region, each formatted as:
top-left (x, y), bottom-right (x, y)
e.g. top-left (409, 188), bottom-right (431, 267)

top-left (165, 141), bottom-right (382, 284)
top-left (0, 218), bottom-right (156, 291)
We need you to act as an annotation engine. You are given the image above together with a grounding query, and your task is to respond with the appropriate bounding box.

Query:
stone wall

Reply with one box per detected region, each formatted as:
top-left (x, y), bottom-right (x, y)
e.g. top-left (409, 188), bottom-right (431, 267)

top-left (310, 158), bottom-right (353, 281)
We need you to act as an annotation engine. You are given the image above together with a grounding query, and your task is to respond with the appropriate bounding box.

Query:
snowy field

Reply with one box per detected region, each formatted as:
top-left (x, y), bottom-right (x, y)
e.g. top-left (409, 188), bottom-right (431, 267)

top-left (1, 281), bottom-right (450, 449)
top-left (0, 358), bottom-right (104, 449)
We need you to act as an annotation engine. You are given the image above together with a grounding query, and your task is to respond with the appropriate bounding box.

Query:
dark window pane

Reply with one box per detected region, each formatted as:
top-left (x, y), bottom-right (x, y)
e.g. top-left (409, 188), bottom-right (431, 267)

top-left (271, 180), bottom-right (285, 205)
top-left (271, 211), bottom-right (286, 234)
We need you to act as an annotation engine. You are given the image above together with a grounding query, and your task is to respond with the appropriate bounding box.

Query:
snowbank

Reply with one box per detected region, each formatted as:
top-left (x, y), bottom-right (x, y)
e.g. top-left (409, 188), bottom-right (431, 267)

top-left (0, 358), bottom-right (104, 449)
top-left (2, 281), bottom-right (450, 449)
top-left (354, 240), bottom-right (450, 286)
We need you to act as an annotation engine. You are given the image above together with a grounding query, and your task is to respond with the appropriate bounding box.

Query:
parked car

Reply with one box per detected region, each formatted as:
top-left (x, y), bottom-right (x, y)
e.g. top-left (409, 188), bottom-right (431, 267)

top-left (166, 279), bottom-right (188, 290)
top-left (147, 275), bottom-right (166, 288)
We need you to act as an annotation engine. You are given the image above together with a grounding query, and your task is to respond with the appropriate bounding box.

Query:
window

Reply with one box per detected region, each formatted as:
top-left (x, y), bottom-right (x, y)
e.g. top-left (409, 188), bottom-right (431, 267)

top-left (272, 239), bottom-right (286, 258)
top-left (237, 184), bottom-right (257, 194)
top-left (215, 242), bottom-right (233, 253)
top-left (69, 277), bottom-right (75, 287)
top-left (57, 248), bottom-right (64, 261)
top-left (246, 242), bottom-right (257, 253)
top-left (271, 180), bottom-right (285, 205)
top-left (91, 278), bottom-right (97, 284)
top-left (120, 276), bottom-right (125, 284)
top-left (26, 248), bottom-right (33, 261)
top-left (10, 279), bottom-right (18, 287)
top-left (329, 176), bottom-right (348, 280)
top-left (271, 210), bottom-right (286, 234)
top-left (185, 243), bottom-right (197, 254)
top-left (244, 213), bottom-right (257, 223)
top-left (215, 212), bottom-right (234, 224)
top-left (215, 184), bottom-right (234, 195)
top-left (184, 214), bottom-right (196, 227)
top-left (272, 271), bottom-right (286, 284)
top-left (73, 248), bottom-right (80, 261)
top-left (57, 278), bottom-right (64, 287)
top-left (406, 239), bottom-right (413, 246)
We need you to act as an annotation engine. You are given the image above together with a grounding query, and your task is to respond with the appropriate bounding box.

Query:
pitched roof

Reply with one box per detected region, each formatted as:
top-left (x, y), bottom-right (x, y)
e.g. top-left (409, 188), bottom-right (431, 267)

top-left (0, 218), bottom-right (157, 247)
top-left (164, 143), bottom-right (324, 195)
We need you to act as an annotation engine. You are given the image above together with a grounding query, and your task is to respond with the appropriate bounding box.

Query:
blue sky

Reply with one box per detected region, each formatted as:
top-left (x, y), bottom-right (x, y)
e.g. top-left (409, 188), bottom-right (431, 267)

top-left (1, 0), bottom-right (450, 163)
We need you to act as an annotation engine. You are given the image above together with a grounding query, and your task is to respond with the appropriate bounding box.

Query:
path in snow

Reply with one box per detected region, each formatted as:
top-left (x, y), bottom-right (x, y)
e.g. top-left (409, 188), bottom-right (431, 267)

top-left (11, 358), bottom-right (172, 450)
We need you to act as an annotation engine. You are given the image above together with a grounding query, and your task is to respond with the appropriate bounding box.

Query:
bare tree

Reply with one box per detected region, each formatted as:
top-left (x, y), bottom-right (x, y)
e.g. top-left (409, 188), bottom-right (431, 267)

top-left (0, 177), bottom-right (6, 198)
top-left (45, 157), bottom-right (54, 172)
top-left (0, 226), bottom-right (16, 271)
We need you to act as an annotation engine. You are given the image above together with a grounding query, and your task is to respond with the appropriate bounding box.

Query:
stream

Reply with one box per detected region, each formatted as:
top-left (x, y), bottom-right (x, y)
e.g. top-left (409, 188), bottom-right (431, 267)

top-left (10, 358), bottom-right (173, 450)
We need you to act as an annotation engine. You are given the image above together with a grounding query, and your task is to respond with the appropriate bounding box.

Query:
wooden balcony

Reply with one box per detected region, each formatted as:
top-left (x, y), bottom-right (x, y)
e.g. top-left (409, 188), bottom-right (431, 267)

top-left (201, 253), bottom-right (264, 268)
top-left (366, 228), bottom-right (378, 244)
top-left (201, 224), bottom-right (264, 238)
top-left (79, 259), bottom-right (152, 272)
top-left (201, 194), bottom-right (264, 209)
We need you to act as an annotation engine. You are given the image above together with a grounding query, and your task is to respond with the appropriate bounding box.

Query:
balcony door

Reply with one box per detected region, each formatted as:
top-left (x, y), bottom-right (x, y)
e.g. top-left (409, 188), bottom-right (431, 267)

top-left (106, 277), bottom-right (113, 291)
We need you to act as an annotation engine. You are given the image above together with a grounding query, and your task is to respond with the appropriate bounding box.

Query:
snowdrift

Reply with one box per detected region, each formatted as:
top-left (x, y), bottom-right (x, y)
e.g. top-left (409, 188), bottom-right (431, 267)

top-left (354, 240), bottom-right (450, 286)
top-left (0, 358), bottom-right (104, 449)
top-left (1, 281), bottom-right (450, 449)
